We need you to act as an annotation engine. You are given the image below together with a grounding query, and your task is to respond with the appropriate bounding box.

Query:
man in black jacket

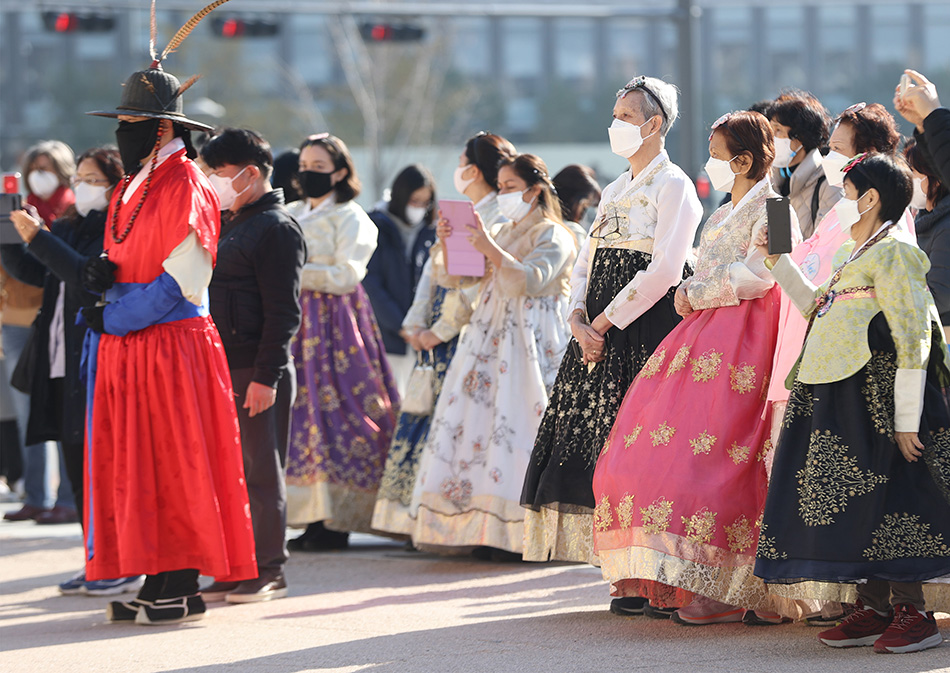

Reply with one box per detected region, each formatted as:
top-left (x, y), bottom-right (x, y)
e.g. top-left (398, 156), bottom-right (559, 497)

top-left (199, 128), bottom-right (307, 603)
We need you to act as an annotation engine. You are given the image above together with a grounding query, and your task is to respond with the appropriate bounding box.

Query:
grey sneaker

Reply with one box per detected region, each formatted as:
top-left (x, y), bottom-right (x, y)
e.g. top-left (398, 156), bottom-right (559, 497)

top-left (200, 580), bottom-right (242, 603)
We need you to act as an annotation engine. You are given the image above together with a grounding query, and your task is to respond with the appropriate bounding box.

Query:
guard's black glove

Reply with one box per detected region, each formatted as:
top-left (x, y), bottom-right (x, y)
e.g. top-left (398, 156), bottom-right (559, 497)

top-left (81, 255), bottom-right (118, 294)
top-left (80, 305), bottom-right (106, 334)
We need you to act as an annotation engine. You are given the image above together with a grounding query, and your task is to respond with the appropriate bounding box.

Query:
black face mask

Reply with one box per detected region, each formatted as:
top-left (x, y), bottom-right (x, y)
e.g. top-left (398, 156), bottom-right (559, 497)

top-left (115, 118), bottom-right (161, 174)
top-left (298, 170), bottom-right (335, 199)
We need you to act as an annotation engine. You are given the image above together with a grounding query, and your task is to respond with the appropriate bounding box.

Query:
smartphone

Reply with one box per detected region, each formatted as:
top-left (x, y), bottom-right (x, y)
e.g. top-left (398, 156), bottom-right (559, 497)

top-left (0, 193), bottom-right (22, 244)
top-left (439, 199), bottom-right (486, 276)
top-left (766, 196), bottom-right (793, 255)
top-left (899, 73), bottom-right (912, 99)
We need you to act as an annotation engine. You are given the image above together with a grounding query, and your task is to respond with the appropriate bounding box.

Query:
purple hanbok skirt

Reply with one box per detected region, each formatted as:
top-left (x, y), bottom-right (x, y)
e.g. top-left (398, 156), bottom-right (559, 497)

top-left (286, 285), bottom-right (400, 533)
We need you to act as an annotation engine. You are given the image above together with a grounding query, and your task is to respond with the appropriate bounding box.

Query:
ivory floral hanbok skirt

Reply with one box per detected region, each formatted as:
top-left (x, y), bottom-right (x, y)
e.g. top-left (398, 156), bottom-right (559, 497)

top-left (410, 278), bottom-right (570, 553)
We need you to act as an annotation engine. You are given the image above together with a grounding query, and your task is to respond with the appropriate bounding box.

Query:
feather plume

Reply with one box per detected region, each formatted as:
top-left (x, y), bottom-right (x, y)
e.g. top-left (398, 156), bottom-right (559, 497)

top-left (173, 74), bottom-right (201, 100)
top-left (149, 0), bottom-right (157, 61)
top-left (139, 73), bottom-right (158, 96)
top-left (160, 0), bottom-right (232, 60)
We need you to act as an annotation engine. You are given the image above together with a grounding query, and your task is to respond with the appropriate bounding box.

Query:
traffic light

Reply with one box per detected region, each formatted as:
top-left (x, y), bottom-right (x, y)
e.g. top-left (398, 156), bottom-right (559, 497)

top-left (42, 11), bottom-right (116, 33)
top-left (210, 15), bottom-right (280, 38)
top-left (358, 22), bottom-right (425, 43)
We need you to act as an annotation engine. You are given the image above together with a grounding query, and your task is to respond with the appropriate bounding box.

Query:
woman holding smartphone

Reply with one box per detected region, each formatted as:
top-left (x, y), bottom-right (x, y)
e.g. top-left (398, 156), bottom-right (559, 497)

top-left (372, 132), bottom-right (516, 536)
top-left (409, 154), bottom-right (575, 559)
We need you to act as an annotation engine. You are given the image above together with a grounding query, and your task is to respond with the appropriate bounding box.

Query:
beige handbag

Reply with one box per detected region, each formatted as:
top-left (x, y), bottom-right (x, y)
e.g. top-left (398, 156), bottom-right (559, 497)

top-left (401, 350), bottom-right (436, 416)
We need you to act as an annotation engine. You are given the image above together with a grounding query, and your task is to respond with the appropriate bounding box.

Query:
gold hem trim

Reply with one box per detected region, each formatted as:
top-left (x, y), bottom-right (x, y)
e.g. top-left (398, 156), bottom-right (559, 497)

top-left (523, 507), bottom-right (600, 565)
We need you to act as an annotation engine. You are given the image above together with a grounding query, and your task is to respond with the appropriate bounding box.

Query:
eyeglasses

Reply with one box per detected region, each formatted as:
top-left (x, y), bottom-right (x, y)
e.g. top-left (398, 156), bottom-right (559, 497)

top-left (71, 176), bottom-right (112, 187)
top-left (590, 208), bottom-right (624, 241)
top-left (617, 76), bottom-right (668, 122)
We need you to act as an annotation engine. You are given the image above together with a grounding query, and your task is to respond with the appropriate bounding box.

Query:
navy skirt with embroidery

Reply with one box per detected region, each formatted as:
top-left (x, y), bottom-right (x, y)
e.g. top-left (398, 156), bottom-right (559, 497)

top-left (755, 312), bottom-right (950, 585)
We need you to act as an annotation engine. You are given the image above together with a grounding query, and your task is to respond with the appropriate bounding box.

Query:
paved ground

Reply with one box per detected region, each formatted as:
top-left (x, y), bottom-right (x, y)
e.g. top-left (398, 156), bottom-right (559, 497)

top-left (1, 502), bottom-right (948, 673)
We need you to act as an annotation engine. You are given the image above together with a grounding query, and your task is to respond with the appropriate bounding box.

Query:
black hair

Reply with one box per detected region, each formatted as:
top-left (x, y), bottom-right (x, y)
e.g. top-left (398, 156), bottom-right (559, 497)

top-left (272, 149), bottom-right (302, 203)
top-left (498, 153), bottom-right (563, 225)
top-left (747, 99), bottom-right (774, 117)
top-left (388, 164), bottom-right (436, 226)
top-left (768, 93), bottom-right (831, 154)
top-left (201, 127), bottom-right (273, 180)
top-left (297, 134), bottom-right (360, 203)
top-left (552, 165), bottom-right (601, 223)
top-left (904, 138), bottom-right (949, 207)
top-left (844, 153), bottom-right (913, 225)
top-left (463, 132), bottom-right (516, 191)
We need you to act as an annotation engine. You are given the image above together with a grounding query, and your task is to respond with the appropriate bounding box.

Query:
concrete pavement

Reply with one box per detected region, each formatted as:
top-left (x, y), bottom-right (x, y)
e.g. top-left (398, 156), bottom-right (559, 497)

top-left (1, 503), bottom-right (948, 673)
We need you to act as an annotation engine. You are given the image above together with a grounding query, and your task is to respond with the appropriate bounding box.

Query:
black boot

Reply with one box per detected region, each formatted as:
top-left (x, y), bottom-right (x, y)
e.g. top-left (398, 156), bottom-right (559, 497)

top-left (107, 573), bottom-right (164, 622)
top-left (135, 569), bottom-right (206, 625)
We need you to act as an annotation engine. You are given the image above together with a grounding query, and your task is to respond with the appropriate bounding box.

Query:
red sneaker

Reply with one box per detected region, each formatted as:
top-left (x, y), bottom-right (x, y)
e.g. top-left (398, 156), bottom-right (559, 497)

top-left (873, 603), bottom-right (943, 654)
top-left (818, 601), bottom-right (891, 648)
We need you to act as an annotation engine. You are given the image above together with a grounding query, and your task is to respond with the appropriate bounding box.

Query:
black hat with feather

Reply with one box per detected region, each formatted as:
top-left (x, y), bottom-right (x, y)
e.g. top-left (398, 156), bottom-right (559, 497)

top-left (86, 0), bottom-right (230, 131)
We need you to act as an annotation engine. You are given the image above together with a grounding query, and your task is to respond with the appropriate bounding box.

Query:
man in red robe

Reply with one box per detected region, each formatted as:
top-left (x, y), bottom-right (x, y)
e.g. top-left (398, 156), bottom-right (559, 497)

top-left (79, 57), bottom-right (256, 625)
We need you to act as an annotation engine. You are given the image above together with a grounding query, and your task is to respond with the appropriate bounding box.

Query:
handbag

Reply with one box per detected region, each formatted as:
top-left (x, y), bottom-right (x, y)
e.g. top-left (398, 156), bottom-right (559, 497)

top-left (401, 350), bottom-right (436, 416)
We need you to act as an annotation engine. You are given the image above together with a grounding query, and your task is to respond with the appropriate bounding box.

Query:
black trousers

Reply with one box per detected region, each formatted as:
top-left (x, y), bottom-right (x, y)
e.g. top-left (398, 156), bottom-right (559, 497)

top-left (49, 378), bottom-right (84, 526)
top-left (230, 365), bottom-right (294, 574)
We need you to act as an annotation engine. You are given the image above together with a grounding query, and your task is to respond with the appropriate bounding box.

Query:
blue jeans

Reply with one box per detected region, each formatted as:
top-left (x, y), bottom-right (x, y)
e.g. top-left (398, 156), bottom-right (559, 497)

top-left (1, 324), bottom-right (73, 509)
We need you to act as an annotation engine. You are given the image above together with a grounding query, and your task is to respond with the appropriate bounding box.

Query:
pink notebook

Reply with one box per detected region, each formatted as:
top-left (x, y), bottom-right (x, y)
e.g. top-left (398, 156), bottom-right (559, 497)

top-left (439, 199), bottom-right (486, 277)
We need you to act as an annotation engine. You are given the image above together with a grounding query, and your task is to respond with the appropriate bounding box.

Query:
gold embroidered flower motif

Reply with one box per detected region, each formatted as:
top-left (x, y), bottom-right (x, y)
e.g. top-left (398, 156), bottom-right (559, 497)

top-left (756, 439), bottom-right (773, 462)
top-left (863, 513), bottom-right (950, 560)
top-left (727, 442), bottom-right (752, 464)
top-left (666, 345), bottom-right (691, 377)
top-left (755, 522), bottom-right (787, 560)
top-left (725, 515), bottom-right (755, 553)
top-left (640, 497), bottom-right (674, 534)
top-left (640, 347), bottom-right (666, 379)
top-left (729, 363), bottom-right (756, 394)
top-left (650, 422), bottom-right (676, 447)
top-left (627, 287), bottom-right (638, 302)
top-left (689, 431), bottom-right (717, 456)
top-left (594, 494), bottom-right (613, 531)
top-left (690, 349), bottom-right (723, 382)
top-left (616, 494), bottom-right (635, 529)
top-left (624, 426), bottom-right (643, 448)
top-left (682, 508), bottom-right (717, 544)
top-left (796, 430), bottom-right (889, 526)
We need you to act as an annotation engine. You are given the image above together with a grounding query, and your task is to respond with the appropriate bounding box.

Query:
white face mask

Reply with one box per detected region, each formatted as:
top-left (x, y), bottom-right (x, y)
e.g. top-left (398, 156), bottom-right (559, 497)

top-left (773, 137), bottom-right (800, 169)
top-left (821, 151), bottom-right (851, 187)
top-left (453, 165), bottom-right (477, 196)
top-left (835, 194), bottom-right (872, 234)
top-left (208, 166), bottom-right (250, 211)
top-left (911, 177), bottom-right (928, 211)
top-left (74, 182), bottom-right (109, 217)
top-left (405, 205), bottom-right (428, 226)
top-left (28, 170), bottom-right (60, 200)
top-left (497, 189), bottom-right (535, 222)
top-left (608, 117), bottom-right (657, 158)
top-left (704, 155), bottom-right (740, 193)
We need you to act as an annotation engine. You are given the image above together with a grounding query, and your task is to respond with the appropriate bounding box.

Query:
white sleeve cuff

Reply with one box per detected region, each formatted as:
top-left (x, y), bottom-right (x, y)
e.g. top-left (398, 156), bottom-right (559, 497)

top-left (162, 230), bottom-right (212, 306)
top-left (894, 368), bottom-right (927, 433)
top-left (772, 254), bottom-right (818, 315)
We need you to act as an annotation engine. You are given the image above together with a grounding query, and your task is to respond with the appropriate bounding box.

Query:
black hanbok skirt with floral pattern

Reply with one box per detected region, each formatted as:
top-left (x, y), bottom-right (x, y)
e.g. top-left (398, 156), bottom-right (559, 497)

top-left (755, 312), bottom-right (950, 585)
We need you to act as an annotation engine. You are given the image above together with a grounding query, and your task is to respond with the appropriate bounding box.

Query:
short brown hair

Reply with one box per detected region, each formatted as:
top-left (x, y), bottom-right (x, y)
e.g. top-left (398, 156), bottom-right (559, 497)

top-left (835, 103), bottom-right (900, 156)
top-left (713, 110), bottom-right (775, 182)
top-left (297, 133), bottom-right (361, 203)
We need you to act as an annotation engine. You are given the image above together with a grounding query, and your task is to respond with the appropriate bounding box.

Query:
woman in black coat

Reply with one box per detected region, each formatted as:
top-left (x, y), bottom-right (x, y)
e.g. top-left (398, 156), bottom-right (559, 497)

top-left (3, 147), bottom-right (123, 535)
top-left (364, 164), bottom-right (437, 393)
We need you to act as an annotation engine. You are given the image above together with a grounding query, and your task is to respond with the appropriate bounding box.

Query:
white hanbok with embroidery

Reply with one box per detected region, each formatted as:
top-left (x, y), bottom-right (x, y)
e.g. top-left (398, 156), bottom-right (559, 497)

top-left (409, 209), bottom-right (576, 553)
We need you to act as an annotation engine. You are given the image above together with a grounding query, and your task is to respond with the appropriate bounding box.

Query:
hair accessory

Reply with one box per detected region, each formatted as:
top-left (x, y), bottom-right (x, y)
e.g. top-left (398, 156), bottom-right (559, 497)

top-left (617, 76), bottom-right (667, 121)
top-left (708, 112), bottom-right (734, 140)
top-left (842, 152), bottom-right (869, 174)
top-left (838, 102), bottom-right (867, 118)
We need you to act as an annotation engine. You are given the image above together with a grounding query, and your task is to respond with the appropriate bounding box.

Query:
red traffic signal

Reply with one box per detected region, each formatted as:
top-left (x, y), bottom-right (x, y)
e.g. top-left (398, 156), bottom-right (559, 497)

top-left (42, 11), bottom-right (115, 33)
top-left (211, 15), bottom-right (279, 38)
top-left (359, 22), bottom-right (425, 43)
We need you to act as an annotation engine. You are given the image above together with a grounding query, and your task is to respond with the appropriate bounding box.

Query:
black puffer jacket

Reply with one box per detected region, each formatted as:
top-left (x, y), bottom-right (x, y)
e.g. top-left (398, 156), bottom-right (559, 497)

top-left (209, 189), bottom-right (307, 387)
top-left (915, 194), bottom-right (950, 326)
top-left (915, 108), bottom-right (950, 190)
top-left (0, 210), bottom-right (105, 445)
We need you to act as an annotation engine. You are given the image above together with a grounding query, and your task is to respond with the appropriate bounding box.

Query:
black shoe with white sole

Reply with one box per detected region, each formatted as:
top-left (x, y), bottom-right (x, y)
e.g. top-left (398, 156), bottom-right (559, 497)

top-left (135, 594), bottom-right (206, 625)
top-left (106, 599), bottom-right (151, 622)
top-left (609, 596), bottom-right (648, 616)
